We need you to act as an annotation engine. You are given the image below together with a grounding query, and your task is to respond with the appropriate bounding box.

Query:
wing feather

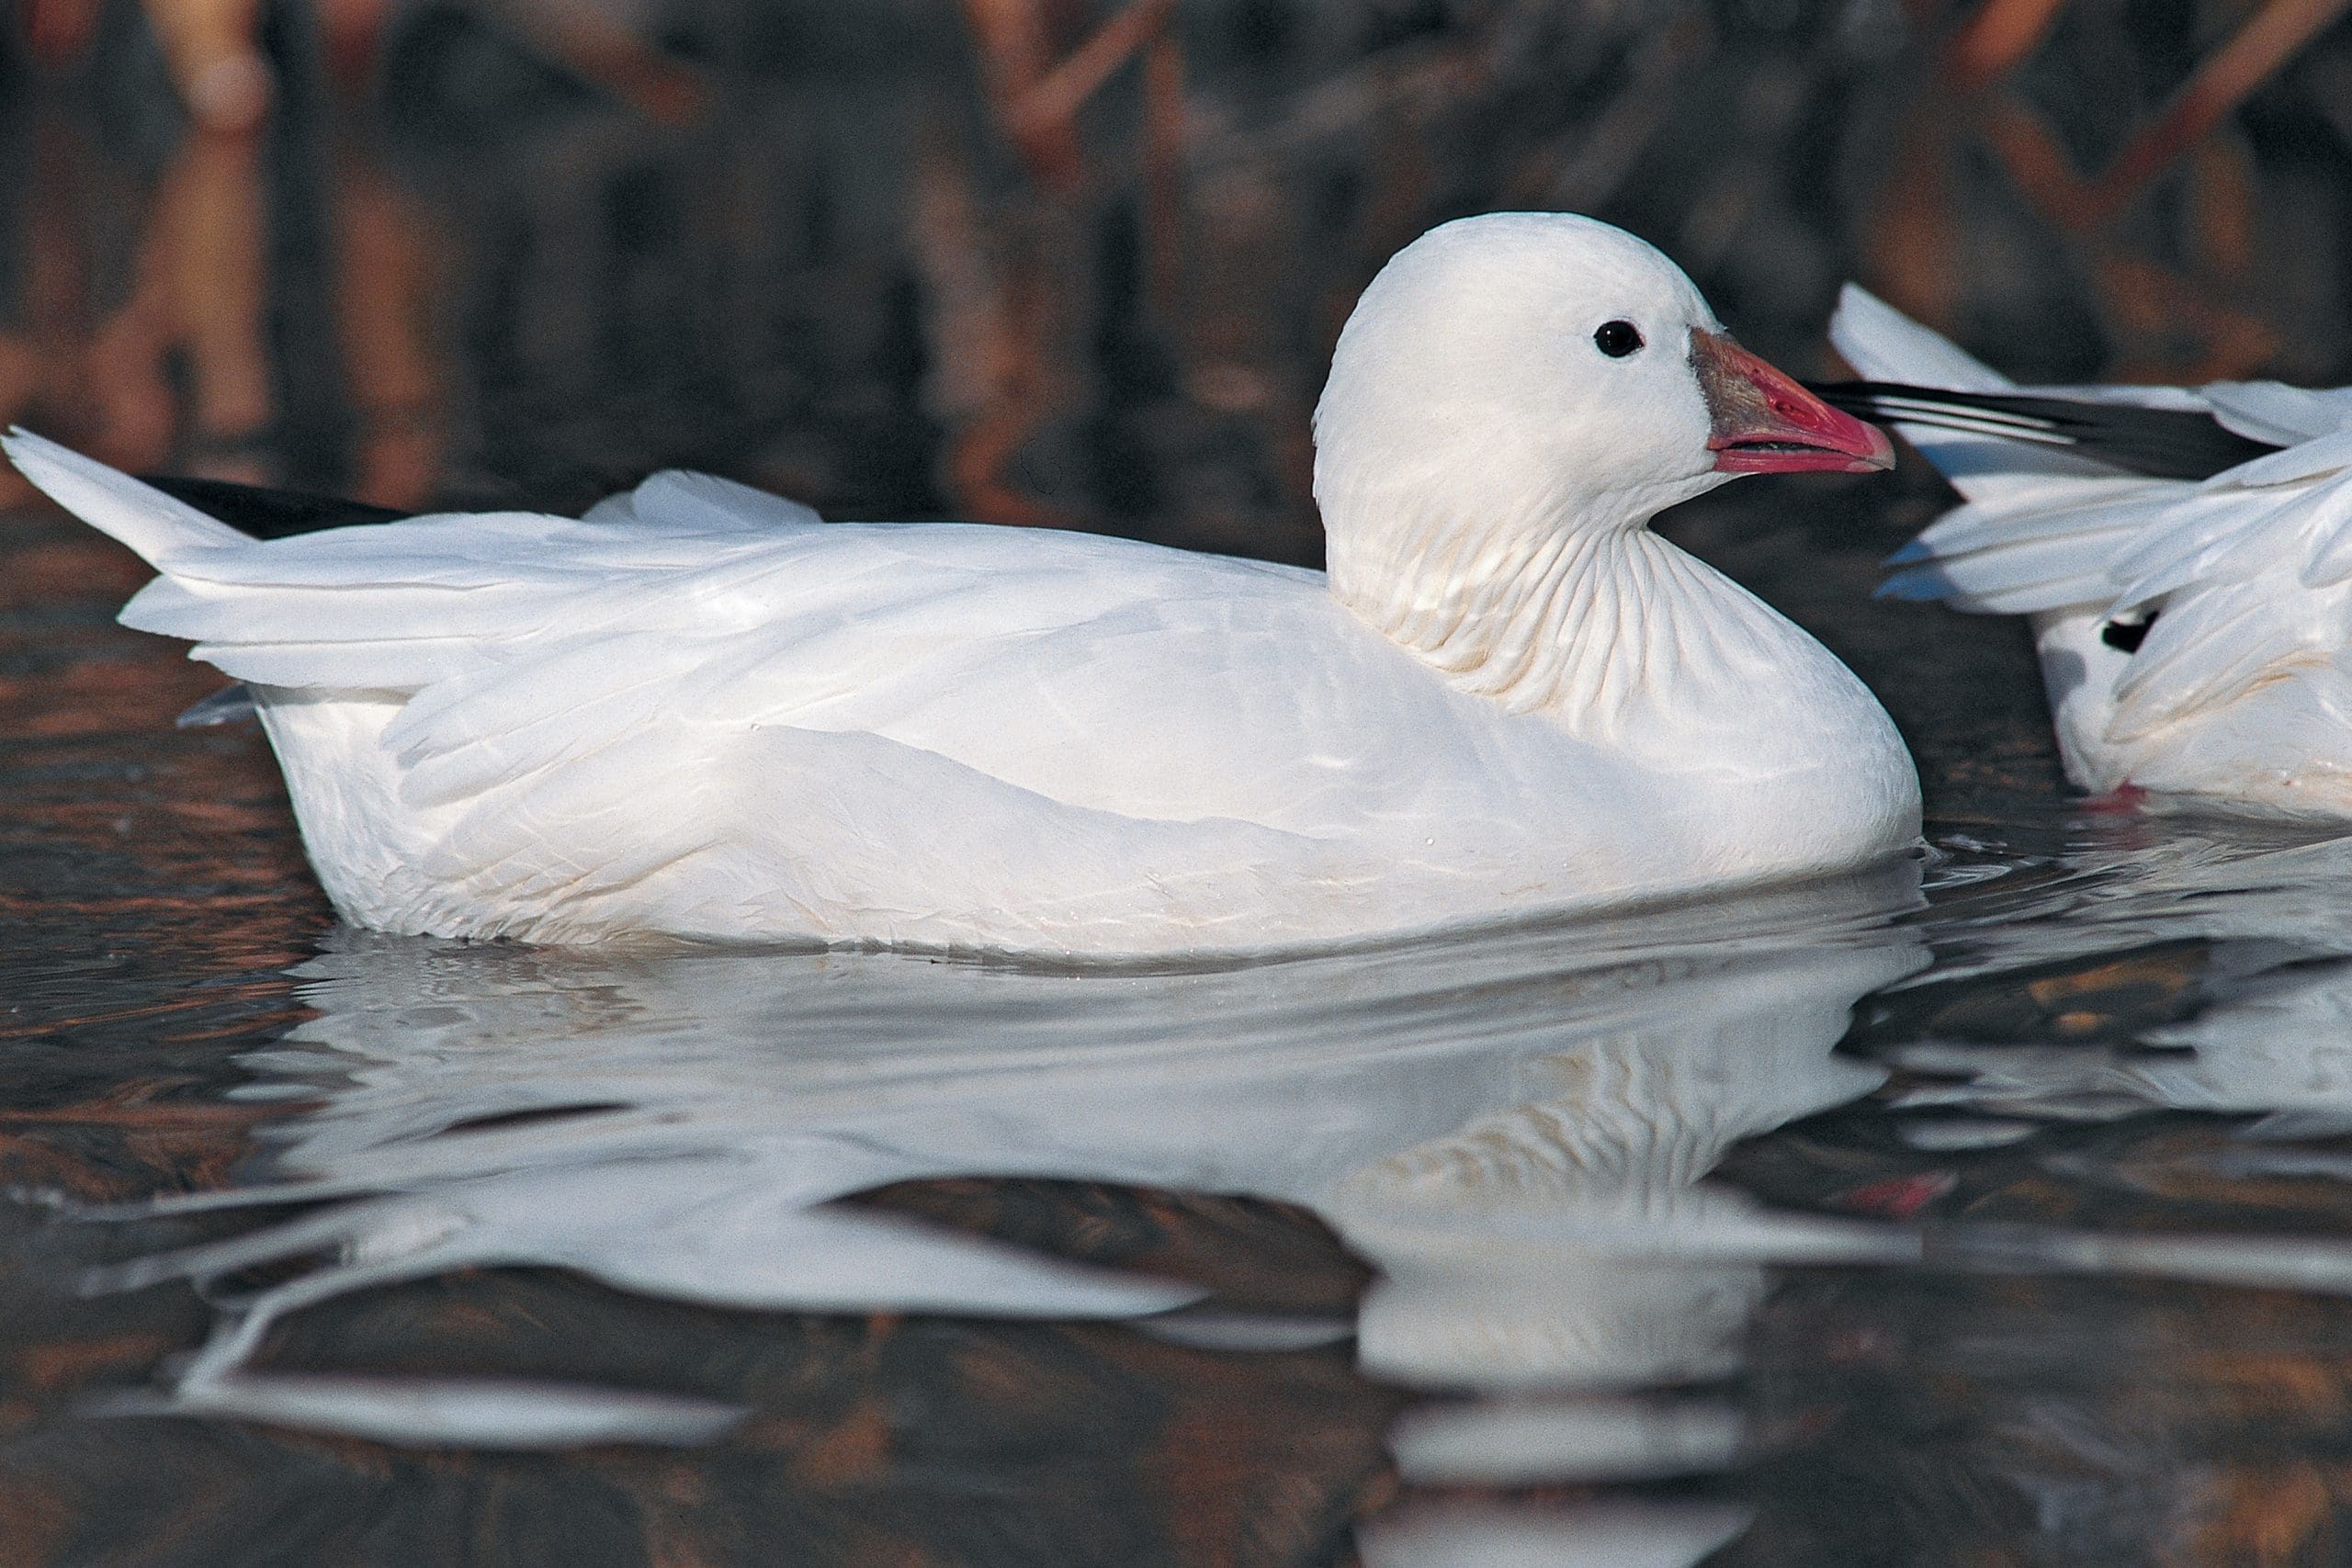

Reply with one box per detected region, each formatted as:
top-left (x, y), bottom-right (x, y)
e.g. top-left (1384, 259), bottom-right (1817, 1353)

top-left (2108, 576), bottom-right (2338, 742)
top-left (2111, 479), bottom-right (2352, 608)
top-left (373, 537), bottom-right (1426, 840)
top-left (586, 469), bottom-right (825, 533)
top-left (1878, 486), bottom-right (2159, 614)
top-left (2199, 382), bottom-right (2352, 447)
top-left (389, 632), bottom-right (732, 808)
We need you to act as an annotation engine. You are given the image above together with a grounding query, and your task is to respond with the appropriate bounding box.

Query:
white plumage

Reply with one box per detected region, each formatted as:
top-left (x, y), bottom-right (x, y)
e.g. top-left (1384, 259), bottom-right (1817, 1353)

top-left (11, 215), bottom-right (1917, 953)
top-left (1831, 285), bottom-right (2352, 817)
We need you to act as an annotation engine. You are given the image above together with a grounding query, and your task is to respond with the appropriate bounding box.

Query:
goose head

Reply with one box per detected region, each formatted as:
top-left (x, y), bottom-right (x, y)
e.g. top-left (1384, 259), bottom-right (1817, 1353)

top-left (1314, 213), bottom-right (1891, 628)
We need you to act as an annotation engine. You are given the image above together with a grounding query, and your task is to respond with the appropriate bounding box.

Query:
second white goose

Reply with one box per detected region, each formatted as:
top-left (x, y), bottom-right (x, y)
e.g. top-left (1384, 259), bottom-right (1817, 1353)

top-left (1829, 286), bottom-right (2352, 819)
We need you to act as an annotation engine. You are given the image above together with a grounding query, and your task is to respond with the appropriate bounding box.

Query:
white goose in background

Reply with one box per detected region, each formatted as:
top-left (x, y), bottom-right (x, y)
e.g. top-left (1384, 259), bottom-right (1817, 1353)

top-left (1826, 287), bottom-right (2352, 818)
top-left (7, 213), bottom-right (1915, 953)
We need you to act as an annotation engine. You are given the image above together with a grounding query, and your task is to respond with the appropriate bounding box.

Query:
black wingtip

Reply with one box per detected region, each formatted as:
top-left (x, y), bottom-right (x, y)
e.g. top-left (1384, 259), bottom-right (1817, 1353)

top-left (136, 474), bottom-right (413, 538)
top-left (1803, 379), bottom-right (2284, 482)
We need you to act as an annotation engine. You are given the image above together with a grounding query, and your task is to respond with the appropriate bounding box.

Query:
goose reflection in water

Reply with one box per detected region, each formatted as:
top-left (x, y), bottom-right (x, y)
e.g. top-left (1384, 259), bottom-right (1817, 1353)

top-left (1882, 820), bottom-right (2352, 1147)
top-left (81, 862), bottom-right (1928, 1562)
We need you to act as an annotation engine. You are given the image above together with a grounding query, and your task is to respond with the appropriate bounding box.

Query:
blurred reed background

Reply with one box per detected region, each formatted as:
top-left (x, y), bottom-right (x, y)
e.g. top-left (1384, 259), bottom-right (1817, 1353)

top-left (3, 0), bottom-right (2350, 561)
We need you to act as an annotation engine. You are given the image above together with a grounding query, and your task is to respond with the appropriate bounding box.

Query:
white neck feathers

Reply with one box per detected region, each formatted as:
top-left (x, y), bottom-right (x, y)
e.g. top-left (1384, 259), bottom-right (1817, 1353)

top-left (1327, 498), bottom-right (1791, 733)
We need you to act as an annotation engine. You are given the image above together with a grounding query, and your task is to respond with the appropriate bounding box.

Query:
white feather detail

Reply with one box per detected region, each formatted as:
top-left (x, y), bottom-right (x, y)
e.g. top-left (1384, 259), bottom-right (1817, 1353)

top-left (1880, 484), bottom-right (2172, 615)
top-left (588, 468), bottom-right (826, 533)
top-left (2200, 381), bottom-right (2352, 447)
top-left (2, 428), bottom-right (246, 558)
top-left (1829, 285), bottom-right (2009, 393)
top-left (2109, 575), bottom-right (2335, 743)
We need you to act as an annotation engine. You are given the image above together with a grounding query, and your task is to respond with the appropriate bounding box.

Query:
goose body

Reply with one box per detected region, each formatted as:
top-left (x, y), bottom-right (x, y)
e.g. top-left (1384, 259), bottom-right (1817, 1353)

top-left (11, 215), bottom-right (1917, 953)
top-left (1829, 286), bottom-right (2352, 817)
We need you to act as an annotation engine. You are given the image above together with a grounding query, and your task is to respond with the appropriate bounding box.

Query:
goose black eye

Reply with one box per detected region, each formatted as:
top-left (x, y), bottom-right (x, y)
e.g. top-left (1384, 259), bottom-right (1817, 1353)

top-left (1593, 321), bottom-right (1644, 358)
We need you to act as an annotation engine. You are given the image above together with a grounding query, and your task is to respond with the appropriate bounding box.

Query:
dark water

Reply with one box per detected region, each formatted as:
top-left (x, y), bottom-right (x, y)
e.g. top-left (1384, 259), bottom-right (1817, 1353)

top-left (13, 485), bottom-right (2352, 1567)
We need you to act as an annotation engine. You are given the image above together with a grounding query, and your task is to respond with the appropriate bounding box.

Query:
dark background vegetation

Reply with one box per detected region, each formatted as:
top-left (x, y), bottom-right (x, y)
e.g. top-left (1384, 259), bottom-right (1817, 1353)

top-left (5, 0), bottom-right (2352, 568)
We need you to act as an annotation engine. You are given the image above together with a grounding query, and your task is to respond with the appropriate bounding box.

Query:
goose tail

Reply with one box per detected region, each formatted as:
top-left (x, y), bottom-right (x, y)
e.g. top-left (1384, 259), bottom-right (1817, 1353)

top-left (4, 428), bottom-right (251, 564)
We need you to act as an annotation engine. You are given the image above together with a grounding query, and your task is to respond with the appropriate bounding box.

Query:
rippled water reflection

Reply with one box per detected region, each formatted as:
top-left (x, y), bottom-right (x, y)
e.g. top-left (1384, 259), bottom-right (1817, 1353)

top-left (105, 859), bottom-right (1920, 1439)
top-left (15, 507), bottom-right (2352, 1565)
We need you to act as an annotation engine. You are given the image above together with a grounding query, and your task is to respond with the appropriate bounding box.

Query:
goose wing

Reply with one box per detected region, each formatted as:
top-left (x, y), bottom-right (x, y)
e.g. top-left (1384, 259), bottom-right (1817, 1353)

top-left (103, 467), bottom-right (1569, 940)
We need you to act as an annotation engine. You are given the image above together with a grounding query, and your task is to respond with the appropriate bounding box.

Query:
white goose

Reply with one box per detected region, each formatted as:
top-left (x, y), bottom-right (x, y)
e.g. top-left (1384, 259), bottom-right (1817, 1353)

top-left (10, 214), bottom-right (1917, 953)
top-left (1827, 287), bottom-right (2352, 818)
